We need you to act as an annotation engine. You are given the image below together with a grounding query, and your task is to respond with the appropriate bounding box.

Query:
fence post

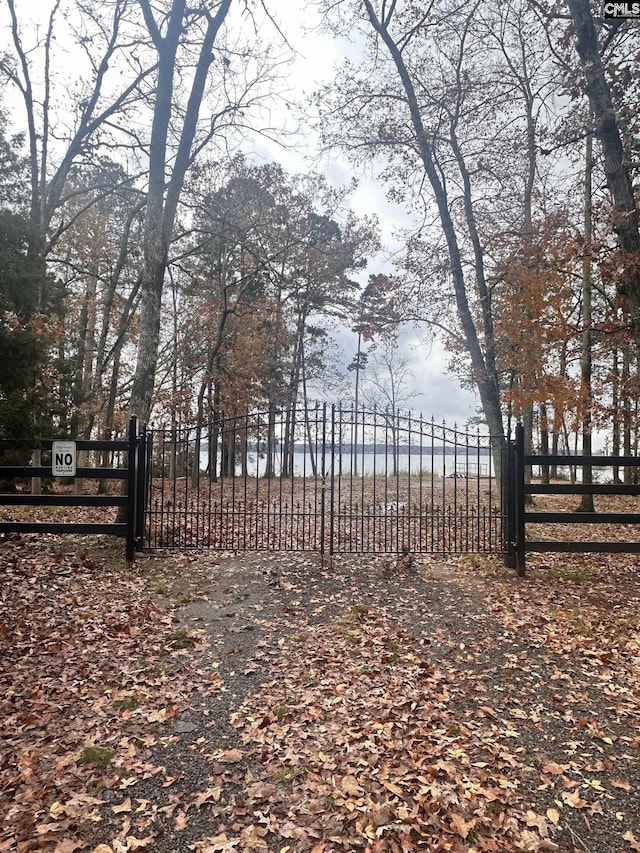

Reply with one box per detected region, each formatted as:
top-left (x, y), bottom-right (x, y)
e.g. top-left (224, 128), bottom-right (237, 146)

top-left (503, 436), bottom-right (516, 568)
top-left (135, 423), bottom-right (147, 551)
top-left (126, 416), bottom-right (138, 562)
top-left (515, 422), bottom-right (526, 576)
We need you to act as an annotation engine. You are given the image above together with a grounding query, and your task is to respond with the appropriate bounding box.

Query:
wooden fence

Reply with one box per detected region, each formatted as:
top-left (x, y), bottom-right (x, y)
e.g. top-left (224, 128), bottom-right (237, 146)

top-left (0, 418), bottom-right (146, 561)
top-left (508, 423), bottom-right (640, 575)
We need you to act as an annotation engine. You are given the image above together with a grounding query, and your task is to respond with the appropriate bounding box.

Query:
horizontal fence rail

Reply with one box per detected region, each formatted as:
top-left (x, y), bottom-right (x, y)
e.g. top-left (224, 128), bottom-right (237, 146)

top-left (0, 418), bottom-right (144, 560)
top-left (143, 404), bottom-right (506, 556)
top-left (510, 423), bottom-right (640, 575)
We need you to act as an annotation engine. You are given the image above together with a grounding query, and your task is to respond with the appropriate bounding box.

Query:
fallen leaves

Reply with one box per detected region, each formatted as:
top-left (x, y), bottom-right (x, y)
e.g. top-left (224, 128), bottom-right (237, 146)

top-left (545, 807), bottom-right (560, 826)
top-left (228, 609), bottom-right (550, 851)
top-left (4, 537), bottom-right (640, 852)
top-left (0, 537), bottom-right (212, 850)
top-left (624, 830), bottom-right (640, 852)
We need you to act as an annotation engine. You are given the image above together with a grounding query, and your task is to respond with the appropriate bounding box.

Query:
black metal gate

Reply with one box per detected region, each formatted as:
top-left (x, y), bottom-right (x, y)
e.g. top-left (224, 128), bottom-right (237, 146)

top-left (142, 405), bottom-right (505, 555)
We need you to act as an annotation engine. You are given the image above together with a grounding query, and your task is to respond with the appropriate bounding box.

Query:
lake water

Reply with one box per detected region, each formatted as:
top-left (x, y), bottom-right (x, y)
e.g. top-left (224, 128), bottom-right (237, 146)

top-left (199, 449), bottom-right (494, 480)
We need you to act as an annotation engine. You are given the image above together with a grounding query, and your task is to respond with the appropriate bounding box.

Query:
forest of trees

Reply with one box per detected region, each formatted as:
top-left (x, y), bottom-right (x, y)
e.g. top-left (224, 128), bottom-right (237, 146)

top-left (0, 0), bottom-right (639, 465)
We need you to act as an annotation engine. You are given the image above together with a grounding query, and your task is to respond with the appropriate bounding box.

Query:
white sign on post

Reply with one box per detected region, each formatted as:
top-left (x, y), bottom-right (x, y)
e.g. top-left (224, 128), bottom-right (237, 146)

top-left (52, 441), bottom-right (77, 477)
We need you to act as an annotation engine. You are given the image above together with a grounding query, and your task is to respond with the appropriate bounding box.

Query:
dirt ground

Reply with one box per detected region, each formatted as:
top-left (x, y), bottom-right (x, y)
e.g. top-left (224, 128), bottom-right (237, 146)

top-left (2, 538), bottom-right (640, 852)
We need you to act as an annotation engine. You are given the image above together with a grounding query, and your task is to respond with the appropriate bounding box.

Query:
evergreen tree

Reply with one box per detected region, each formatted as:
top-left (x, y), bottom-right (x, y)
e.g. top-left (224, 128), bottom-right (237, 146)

top-left (0, 111), bottom-right (52, 443)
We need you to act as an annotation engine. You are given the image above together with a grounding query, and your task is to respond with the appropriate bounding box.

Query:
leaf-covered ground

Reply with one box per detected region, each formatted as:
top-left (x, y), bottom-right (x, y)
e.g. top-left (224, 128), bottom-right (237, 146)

top-left (1, 535), bottom-right (639, 852)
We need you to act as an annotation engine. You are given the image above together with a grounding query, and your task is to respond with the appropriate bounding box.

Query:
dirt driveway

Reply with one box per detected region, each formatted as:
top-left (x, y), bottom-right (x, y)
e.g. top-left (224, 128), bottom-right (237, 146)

top-left (133, 549), bottom-right (640, 853)
top-left (2, 540), bottom-right (639, 852)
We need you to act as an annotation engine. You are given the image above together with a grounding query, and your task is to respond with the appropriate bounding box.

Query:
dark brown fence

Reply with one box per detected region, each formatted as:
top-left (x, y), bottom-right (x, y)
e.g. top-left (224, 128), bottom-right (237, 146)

top-left (509, 423), bottom-right (640, 575)
top-left (143, 405), bottom-right (506, 555)
top-left (0, 417), bottom-right (145, 560)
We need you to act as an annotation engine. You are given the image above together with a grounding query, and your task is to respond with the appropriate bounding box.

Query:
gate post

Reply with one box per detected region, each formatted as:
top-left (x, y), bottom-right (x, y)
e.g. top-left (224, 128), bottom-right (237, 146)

top-left (126, 416), bottom-right (138, 562)
top-left (503, 436), bottom-right (516, 568)
top-left (135, 423), bottom-right (147, 551)
top-left (514, 422), bottom-right (526, 576)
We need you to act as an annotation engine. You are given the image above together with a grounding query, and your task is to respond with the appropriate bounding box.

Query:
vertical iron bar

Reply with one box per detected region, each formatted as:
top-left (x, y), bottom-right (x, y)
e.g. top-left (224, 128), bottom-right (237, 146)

top-left (418, 412), bottom-right (424, 553)
top-left (292, 404), bottom-right (297, 550)
top-left (395, 408), bottom-right (400, 552)
top-left (135, 423), bottom-right (147, 551)
top-left (504, 434), bottom-right (516, 567)
top-left (143, 428), bottom-right (153, 549)
top-left (515, 422), bottom-right (526, 576)
top-left (464, 426), bottom-right (470, 552)
top-left (183, 425), bottom-right (190, 547)
top-left (314, 403), bottom-right (320, 549)
top-left (349, 404), bottom-right (355, 550)
top-left (476, 427), bottom-right (481, 552)
top-left (360, 406), bottom-right (366, 551)
top-left (125, 416), bottom-right (137, 562)
top-left (430, 417), bottom-right (435, 553)
top-left (243, 412), bottom-right (248, 550)
top-left (302, 402), bottom-right (309, 549)
top-left (384, 410), bottom-right (390, 551)
top-left (329, 404), bottom-right (336, 556)
top-left (230, 416), bottom-right (237, 549)
top-left (442, 421), bottom-right (446, 552)
top-left (453, 423), bottom-right (458, 552)
top-left (320, 403), bottom-right (327, 556)
top-left (255, 413), bottom-right (261, 549)
top-left (407, 410), bottom-right (412, 552)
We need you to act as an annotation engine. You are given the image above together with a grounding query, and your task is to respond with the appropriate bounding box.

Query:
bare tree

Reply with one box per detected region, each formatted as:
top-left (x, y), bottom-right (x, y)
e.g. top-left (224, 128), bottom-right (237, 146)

top-left (128, 0), bottom-right (233, 424)
top-left (361, 343), bottom-right (417, 476)
top-left (128, 0), bottom-right (288, 424)
top-left (0, 0), bottom-right (152, 267)
top-left (566, 0), bottom-right (640, 345)
top-left (317, 0), bottom-right (536, 461)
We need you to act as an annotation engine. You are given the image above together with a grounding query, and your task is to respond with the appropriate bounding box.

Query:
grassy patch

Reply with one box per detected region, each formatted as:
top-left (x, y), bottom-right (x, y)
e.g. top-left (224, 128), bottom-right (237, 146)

top-left (610, 616), bottom-right (640, 639)
top-left (572, 617), bottom-right (596, 638)
top-left (462, 554), bottom-right (496, 574)
top-left (113, 694), bottom-right (139, 711)
top-left (166, 629), bottom-right (195, 650)
top-left (275, 764), bottom-right (305, 783)
top-left (78, 746), bottom-right (114, 768)
top-left (322, 795), bottom-right (336, 812)
top-left (533, 565), bottom-right (594, 583)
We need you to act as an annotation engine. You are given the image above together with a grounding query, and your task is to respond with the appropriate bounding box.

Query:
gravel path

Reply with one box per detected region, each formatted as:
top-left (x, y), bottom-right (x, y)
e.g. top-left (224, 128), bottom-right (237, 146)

top-left (123, 550), bottom-right (640, 853)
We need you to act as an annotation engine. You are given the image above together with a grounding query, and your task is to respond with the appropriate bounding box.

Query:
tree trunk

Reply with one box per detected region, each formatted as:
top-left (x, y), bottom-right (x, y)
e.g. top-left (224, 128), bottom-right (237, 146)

top-left (623, 344), bottom-right (632, 485)
top-left (263, 407), bottom-right (277, 479)
top-left (612, 347), bottom-right (621, 484)
top-left (539, 403), bottom-right (550, 485)
top-left (362, 0), bottom-right (504, 462)
top-left (302, 357), bottom-right (318, 478)
top-left (282, 312), bottom-right (306, 477)
top-left (522, 405), bottom-right (534, 504)
top-left (567, 0), bottom-right (640, 345)
top-left (129, 0), bottom-right (232, 424)
top-left (578, 132), bottom-right (595, 512)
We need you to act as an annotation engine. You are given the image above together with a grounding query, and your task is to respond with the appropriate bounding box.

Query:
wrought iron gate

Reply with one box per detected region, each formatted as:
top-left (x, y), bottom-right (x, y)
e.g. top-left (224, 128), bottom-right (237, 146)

top-left (142, 405), bottom-right (505, 555)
